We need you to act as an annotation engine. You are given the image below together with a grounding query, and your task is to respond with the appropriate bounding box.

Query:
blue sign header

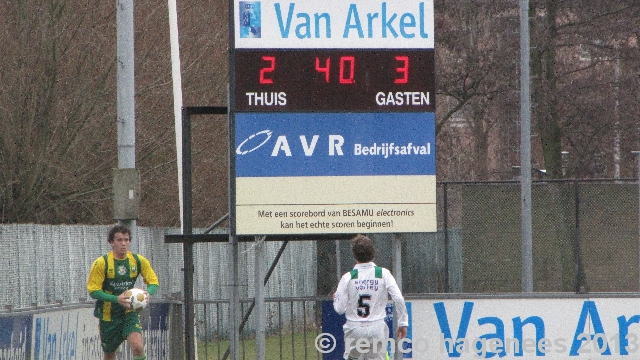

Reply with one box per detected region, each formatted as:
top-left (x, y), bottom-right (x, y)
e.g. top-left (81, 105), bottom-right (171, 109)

top-left (235, 112), bottom-right (435, 177)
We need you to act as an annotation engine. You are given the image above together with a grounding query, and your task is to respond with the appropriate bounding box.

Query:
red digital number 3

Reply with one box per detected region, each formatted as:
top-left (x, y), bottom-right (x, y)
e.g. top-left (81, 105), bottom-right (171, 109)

top-left (394, 56), bottom-right (409, 84)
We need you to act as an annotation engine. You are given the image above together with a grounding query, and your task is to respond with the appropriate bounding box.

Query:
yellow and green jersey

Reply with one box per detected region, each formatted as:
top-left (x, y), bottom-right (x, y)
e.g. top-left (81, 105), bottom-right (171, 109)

top-left (87, 251), bottom-right (159, 321)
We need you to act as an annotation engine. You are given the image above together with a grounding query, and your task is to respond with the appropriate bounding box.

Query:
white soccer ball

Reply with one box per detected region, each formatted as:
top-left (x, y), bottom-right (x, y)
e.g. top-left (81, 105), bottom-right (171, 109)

top-left (124, 288), bottom-right (148, 312)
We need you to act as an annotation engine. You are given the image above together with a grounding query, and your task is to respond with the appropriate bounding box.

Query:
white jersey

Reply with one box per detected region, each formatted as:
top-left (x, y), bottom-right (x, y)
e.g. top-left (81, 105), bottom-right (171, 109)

top-left (333, 262), bottom-right (408, 327)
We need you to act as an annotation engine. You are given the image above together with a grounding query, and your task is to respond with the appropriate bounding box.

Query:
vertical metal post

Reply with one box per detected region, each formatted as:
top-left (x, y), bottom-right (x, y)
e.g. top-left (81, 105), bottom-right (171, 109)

top-left (573, 180), bottom-right (582, 293)
top-left (116, 0), bottom-right (136, 234)
top-left (442, 182), bottom-right (450, 292)
top-left (633, 151), bottom-right (640, 291)
top-left (519, 0), bottom-right (533, 293)
top-left (181, 109), bottom-right (196, 360)
top-left (229, 236), bottom-right (240, 360)
top-left (392, 234), bottom-right (402, 360)
top-left (255, 236), bottom-right (266, 359)
top-left (613, 47), bottom-right (621, 180)
top-left (392, 234), bottom-right (402, 291)
top-left (336, 240), bottom-right (342, 281)
top-left (117, 0), bottom-right (135, 171)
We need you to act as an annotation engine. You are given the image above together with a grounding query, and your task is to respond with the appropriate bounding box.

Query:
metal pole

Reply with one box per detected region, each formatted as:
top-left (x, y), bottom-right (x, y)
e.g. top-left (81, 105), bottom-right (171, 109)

top-left (633, 151), bottom-right (640, 291)
top-left (336, 240), bottom-right (342, 282)
top-left (392, 234), bottom-right (402, 291)
top-left (167, 0), bottom-right (184, 230)
top-left (116, 0), bottom-right (136, 233)
top-left (229, 236), bottom-right (239, 360)
top-left (392, 234), bottom-right (402, 360)
top-left (573, 180), bottom-right (582, 293)
top-left (519, 0), bottom-right (533, 293)
top-left (117, 0), bottom-right (135, 171)
top-left (442, 182), bottom-right (450, 292)
top-left (255, 236), bottom-right (266, 359)
top-left (181, 109), bottom-right (196, 360)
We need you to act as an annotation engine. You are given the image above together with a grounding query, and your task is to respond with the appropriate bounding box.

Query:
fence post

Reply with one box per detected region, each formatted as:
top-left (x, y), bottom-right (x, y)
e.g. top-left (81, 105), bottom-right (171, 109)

top-left (443, 182), bottom-right (449, 293)
top-left (255, 236), bottom-right (266, 359)
top-left (573, 180), bottom-right (582, 293)
top-left (632, 151), bottom-right (640, 291)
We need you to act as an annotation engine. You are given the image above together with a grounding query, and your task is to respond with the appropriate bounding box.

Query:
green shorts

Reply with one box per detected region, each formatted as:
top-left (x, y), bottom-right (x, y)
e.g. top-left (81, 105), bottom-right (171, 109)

top-left (99, 312), bottom-right (143, 353)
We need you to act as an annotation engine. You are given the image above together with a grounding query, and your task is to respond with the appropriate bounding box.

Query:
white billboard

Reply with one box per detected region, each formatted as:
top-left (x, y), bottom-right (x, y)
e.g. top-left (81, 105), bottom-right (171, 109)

top-left (234, 0), bottom-right (434, 49)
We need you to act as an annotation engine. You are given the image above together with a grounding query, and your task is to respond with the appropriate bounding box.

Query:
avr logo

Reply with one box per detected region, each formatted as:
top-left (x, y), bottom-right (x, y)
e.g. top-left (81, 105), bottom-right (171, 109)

top-left (236, 130), bottom-right (345, 157)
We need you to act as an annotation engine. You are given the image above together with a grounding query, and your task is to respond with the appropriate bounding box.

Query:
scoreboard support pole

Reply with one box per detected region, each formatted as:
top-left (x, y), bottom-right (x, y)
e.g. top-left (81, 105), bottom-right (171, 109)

top-left (165, 107), bottom-right (355, 359)
top-left (174, 106), bottom-right (226, 360)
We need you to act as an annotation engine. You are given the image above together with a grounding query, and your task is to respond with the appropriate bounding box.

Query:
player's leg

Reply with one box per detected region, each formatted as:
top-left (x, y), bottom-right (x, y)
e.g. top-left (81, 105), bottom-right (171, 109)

top-left (99, 320), bottom-right (125, 360)
top-left (343, 326), bottom-right (363, 359)
top-left (126, 331), bottom-right (145, 358)
top-left (122, 312), bottom-right (146, 359)
top-left (365, 321), bottom-right (389, 360)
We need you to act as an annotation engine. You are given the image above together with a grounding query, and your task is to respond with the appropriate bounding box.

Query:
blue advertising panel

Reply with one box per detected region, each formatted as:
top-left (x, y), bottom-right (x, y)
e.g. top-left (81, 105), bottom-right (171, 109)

top-left (0, 314), bottom-right (32, 359)
top-left (321, 300), bottom-right (413, 359)
top-left (235, 112), bottom-right (435, 177)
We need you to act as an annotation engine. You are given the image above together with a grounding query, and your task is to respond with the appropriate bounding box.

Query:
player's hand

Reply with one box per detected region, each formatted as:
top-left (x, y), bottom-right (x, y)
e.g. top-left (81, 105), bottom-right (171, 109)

top-left (117, 292), bottom-right (132, 308)
top-left (144, 290), bottom-right (151, 303)
top-left (396, 326), bottom-right (407, 339)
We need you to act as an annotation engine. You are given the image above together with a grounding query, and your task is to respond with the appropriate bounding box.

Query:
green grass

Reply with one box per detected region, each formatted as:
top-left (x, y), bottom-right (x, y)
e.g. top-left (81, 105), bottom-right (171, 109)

top-left (197, 331), bottom-right (325, 360)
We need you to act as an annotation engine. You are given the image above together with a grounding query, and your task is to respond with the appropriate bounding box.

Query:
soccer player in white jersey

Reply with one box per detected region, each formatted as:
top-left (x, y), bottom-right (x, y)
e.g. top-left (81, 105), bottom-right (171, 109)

top-left (333, 234), bottom-right (408, 359)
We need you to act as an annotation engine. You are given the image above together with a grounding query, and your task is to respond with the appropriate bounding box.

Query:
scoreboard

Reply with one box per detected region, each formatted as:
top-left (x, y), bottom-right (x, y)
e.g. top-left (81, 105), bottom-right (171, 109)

top-left (234, 50), bottom-right (434, 112)
top-left (230, 0), bottom-right (436, 235)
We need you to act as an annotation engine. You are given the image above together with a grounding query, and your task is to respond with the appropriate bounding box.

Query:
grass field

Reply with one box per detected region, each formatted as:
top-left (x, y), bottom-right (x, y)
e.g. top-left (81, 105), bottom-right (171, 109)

top-left (197, 331), bottom-right (324, 360)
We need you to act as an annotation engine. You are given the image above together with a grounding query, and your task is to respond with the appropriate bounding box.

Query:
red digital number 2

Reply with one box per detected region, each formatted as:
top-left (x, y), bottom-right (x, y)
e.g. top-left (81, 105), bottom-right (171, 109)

top-left (259, 56), bottom-right (275, 84)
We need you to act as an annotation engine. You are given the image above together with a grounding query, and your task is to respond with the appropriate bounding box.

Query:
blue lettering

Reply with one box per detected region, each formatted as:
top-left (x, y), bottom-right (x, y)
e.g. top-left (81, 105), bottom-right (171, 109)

top-left (434, 301), bottom-right (474, 357)
top-left (343, 4), bottom-right (364, 38)
top-left (314, 13), bottom-right (331, 38)
top-left (513, 315), bottom-right (545, 356)
top-left (570, 301), bottom-right (611, 355)
top-left (35, 318), bottom-right (42, 359)
top-left (618, 314), bottom-right (640, 355)
top-left (478, 316), bottom-right (506, 357)
top-left (295, 13), bottom-right (312, 38)
top-left (399, 13), bottom-right (416, 38)
top-left (366, 13), bottom-right (379, 38)
top-left (419, 2), bottom-right (429, 38)
top-left (274, 3), bottom-right (295, 38)
top-left (381, 2), bottom-right (398, 38)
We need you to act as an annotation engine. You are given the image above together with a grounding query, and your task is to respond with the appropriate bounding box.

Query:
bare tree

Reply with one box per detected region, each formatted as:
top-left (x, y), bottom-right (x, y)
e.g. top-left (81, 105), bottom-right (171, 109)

top-left (435, 0), bottom-right (519, 180)
top-left (133, 0), bottom-right (229, 227)
top-left (0, 0), bottom-right (117, 223)
top-left (529, 0), bottom-right (640, 178)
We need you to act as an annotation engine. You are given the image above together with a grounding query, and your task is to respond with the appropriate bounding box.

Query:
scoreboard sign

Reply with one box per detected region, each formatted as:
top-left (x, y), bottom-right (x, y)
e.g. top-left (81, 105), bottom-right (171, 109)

top-left (230, 0), bottom-right (435, 235)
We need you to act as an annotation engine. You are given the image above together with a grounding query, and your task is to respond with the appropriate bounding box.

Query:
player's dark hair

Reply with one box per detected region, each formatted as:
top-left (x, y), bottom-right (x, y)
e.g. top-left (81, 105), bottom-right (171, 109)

top-left (351, 234), bottom-right (375, 263)
top-left (108, 224), bottom-right (132, 243)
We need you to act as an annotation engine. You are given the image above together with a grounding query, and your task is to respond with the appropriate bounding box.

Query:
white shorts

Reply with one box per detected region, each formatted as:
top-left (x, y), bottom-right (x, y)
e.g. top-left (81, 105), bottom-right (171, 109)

top-left (342, 320), bottom-right (390, 360)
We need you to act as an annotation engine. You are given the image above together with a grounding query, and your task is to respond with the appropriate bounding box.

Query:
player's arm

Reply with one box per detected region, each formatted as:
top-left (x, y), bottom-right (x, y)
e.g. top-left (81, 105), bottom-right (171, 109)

top-left (87, 257), bottom-right (118, 303)
top-left (332, 274), bottom-right (349, 315)
top-left (384, 269), bottom-right (409, 328)
top-left (138, 255), bottom-right (159, 295)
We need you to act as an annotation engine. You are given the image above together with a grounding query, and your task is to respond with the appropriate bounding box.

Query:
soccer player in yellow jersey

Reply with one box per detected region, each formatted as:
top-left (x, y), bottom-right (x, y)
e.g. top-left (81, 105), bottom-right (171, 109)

top-left (87, 224), bottom-right (159, 360)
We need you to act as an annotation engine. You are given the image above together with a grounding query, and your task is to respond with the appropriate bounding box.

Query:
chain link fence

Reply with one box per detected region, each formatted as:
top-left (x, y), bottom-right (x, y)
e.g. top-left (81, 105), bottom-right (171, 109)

top-left (441, 179), bottom-right (640, 293)
top-left (0, 225), bottom-right (316, 311)
top-left (3, 179), bottom-right (639, 310)
top-left (1, 179), bottom-right (638, 337)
